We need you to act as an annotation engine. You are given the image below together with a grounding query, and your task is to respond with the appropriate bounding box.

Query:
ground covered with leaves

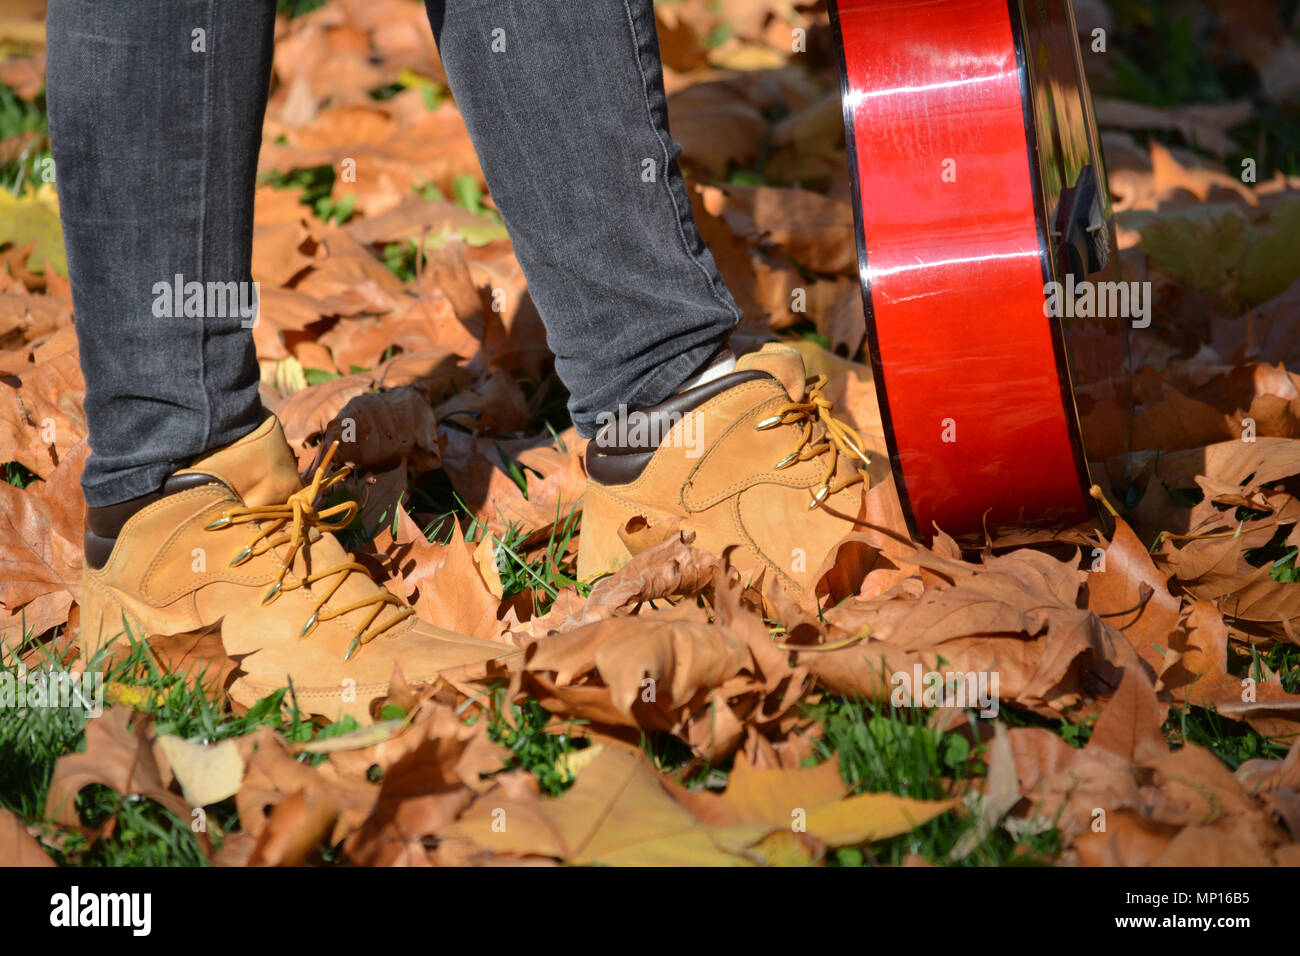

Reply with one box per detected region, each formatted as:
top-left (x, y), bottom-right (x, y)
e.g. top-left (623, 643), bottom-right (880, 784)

top-left (2, 0), bottom-right (1300, 866)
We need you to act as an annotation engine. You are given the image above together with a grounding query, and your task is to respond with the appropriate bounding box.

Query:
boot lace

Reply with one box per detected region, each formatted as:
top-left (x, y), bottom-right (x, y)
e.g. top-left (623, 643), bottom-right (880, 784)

top-left (203, 442), bottom-right (414, 660)
top-left (754, 374), bottom-right (871, 508)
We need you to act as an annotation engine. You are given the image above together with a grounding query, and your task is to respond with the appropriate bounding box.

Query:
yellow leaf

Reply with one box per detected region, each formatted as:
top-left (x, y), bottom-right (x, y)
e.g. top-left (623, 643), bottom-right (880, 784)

top-left (804, 792), bottom-right (959, 846)
top-left (448, 746), bottom-right (767, 865)
top-left (708, 42), bottom-right (787, 71)
top-left (746, 829), bottom-right (822, 866)
top-left (104, 682), bottom-right (163, 712)
top-left (709, 752), bottom-right (848, 824)
top-left (155, 735), bottom-right (245, 807)
top-left (474, 533), bottom-right (504, 600)
top-left (448, 746), bottom-right (955, 865)
top-left (0, 184), bottom-right (65, 276)
top-left (554, 742), bottom-right (603, 782)
top-left (295, 718), bottom-right (405, 755)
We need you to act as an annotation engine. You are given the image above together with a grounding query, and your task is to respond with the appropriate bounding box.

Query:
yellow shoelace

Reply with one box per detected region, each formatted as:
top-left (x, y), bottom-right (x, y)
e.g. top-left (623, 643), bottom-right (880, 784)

top-left (754, 374), bottom-right (871, 508)
top-left (203, 442), bottom-right (414, 660)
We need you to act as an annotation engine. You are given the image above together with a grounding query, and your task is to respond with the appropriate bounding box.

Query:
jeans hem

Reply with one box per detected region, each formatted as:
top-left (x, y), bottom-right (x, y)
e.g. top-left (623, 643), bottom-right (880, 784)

top-left (572, 329), bottom-right (732, 438)
top-left (80, 462), bottom-right (176, 510)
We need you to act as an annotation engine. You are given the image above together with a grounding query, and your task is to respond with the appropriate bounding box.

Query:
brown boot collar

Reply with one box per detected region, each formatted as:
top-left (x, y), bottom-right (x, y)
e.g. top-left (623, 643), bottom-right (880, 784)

top-left (84, 473), bottom-right (225, 570)
top-left (585, 368), bottom-right (772, 485)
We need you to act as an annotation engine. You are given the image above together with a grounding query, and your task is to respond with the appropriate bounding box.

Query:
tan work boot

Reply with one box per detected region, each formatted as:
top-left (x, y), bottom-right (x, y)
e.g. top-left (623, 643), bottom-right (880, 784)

top-left (79, 414), bottom-right (520, 723)
top-left (578, 343), bottom-right (870, 594)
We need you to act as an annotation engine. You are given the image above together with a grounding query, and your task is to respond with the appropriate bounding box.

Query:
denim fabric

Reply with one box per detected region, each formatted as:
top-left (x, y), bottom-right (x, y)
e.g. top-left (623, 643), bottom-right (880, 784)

top-left (46, 0), bottom-right (274, 507)
top-left (47, 0), bottom-right (741, 508)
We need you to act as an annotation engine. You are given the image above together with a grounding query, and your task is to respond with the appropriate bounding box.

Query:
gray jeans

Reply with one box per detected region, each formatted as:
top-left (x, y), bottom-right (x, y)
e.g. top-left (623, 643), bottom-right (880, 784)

top-left (46, 0), bottom-right (741, 507)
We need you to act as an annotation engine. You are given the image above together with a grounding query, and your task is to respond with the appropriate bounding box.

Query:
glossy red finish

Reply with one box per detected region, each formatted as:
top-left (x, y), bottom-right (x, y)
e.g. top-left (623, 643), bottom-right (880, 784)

top-left (831, 0), bottom-right (1108, 538)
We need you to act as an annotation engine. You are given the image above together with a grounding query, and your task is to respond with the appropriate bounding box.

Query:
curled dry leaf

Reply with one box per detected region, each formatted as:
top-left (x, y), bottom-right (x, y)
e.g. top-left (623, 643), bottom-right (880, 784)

top-left (794, 541), bottom-right (1143, 721)
top-left (233, 727), bottom-right (376, 849)
top-left (247, 789), bottom-right (341, 867)
top-left (0, 343), bottom-right (85, 478)
top-left (274, 347), bottom-right (462, 461)
top-left (524, 582), bottom-right (811, 762)
top-left (578, 529), bottom-right (719, 622)
top-left (317, 385), bottom-right (440, 472)
top-left (525, 612), bottom-right (749, 724)
top-left (342, 700), bottom-right (509, 866)
top-left (1010, 661), bottom-right (1293, 863)
top-left (1085, 516), bottom-right (1181, 677)
top-left (1161, 599), bottom-right (1300, 740)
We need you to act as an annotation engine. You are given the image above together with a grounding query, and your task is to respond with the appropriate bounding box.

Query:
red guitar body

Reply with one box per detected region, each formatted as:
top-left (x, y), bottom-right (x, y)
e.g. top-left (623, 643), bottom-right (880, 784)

top-left (830, 0), bottom-right (1130, 541)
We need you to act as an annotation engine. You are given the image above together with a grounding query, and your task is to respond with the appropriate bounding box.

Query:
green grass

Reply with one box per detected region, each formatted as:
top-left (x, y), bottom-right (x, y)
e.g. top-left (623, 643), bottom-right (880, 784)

top-left (372, 74), bottom-right (445, 112)
top-left (277, 0), bottom-right (326, 18)
top-left (3, 460), bottom-right (38, 488)
top-left (805, 697), bottom-right (1062, 866)
top-left (474, 684), bottom-right (590, 797)
top-left (999, 706), bottom-right (1097, 749)
top-left (2, 631), bottom-right (219, 865)
top-left (1164, 703), bottom-right (1290, 770)
top-left (0, 622), bottom-right (355, 866)
top-left (258, 164), bottom-right (355, 225)
top-left (1244, 522), bottom-right (1300, 583)
top-left (379, 175), bottom-right (508, 279)
top-left (1249, 641), bottom-right (1300, 695)
top-left (486, 508), bottom-right (587, 616)
top-left (1106, 2), bottom-right (1232, 108)
top-left (0, 84), bottom-right (48, 194)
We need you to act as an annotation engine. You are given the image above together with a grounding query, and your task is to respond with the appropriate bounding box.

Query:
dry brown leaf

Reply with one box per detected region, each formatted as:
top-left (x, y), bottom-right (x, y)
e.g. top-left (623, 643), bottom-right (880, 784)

top-left (380, 505), bottom-right (504, 642)
top-left (1085, 516), bottom-right (1181, 677)
top-left (342, 699), bottom-right (509, 866)
top-left (234, 727), bottom-right (376, 848)
top-left (317, 385), bottom-right (440, 472)
top-left (0, 448), bottom-right (84, 646)
top-left (1162, 599), bottom-right (1300, 740)
top-left (579, 530), bottom-right (719, 621)
top-left (699, 183), bottom-right (857, 276)
top-left (0, 807), bottom-right (53, 866)
top-left (247, 789), bottom-right (340, 867)
top-left (44, 708), bottom-right (194, 834)
top-left (0, 343), bottom-right (85, 477)
top-left (445, 743), bottom-right (951, 865)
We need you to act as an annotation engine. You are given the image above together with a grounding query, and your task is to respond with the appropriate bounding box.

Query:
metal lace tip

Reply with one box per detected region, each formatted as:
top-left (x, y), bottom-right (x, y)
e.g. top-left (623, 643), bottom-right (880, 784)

top-left (229, 547), bottom-right (253, 567)
top-left (261, 582), bottom-right (281, 605)
top-left (808, 487), bottom-right (829, 510)
top-left (754, 415), bottom-right (782, 431)
top-left (845, 439), bottom-right (872, 467)
top-left (204, 516), bottom-right (231, 530)
top-left (344, 635), bottom-right (361, 662)
top-left (774, 453), bottom-right (798, 470)
top-left (298, 612), bottom-right (319, 639)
